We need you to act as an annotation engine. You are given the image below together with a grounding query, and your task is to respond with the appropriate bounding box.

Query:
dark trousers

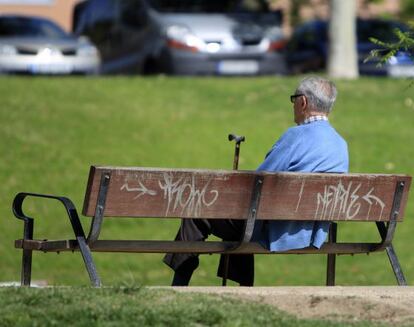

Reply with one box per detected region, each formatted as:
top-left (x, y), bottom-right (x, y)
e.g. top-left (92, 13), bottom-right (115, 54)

top-left (163, 219), bottom-right (254, 286)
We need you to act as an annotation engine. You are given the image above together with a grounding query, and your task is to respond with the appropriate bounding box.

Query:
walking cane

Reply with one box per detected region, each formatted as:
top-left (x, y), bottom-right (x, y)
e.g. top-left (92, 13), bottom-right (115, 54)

top-left (222, 133), bottom-right (245, 286)
top-left (228, 133), bottom-right (245, 170)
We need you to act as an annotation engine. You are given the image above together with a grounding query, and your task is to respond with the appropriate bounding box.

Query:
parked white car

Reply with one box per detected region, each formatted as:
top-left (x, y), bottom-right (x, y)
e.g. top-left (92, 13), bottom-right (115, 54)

top-left (0, 15), bottom-right (100, 75)
top-left (74, 0), bottom-right (287, 75)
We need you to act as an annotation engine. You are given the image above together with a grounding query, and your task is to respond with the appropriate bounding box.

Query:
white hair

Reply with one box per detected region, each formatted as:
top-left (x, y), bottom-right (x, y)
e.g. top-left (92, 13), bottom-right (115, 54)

top-left (296, 76), bottom-right (337, 113)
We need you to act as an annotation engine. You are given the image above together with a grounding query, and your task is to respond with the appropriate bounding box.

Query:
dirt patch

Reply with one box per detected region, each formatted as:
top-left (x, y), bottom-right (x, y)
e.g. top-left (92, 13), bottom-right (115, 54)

top-left (170, 286), bottom-right (414, 325)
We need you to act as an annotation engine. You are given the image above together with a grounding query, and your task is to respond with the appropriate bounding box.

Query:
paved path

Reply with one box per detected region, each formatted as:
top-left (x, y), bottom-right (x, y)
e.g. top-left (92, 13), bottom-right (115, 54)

top-left (169, 286), bottom-right (414, 324)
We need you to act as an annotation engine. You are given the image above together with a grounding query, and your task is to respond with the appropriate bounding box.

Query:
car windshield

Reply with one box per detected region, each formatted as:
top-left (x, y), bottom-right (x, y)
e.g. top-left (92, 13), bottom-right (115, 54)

top-left (0, 16), bottom-right (69, 38)
top-left (148, 0), bottom-right (270, 13)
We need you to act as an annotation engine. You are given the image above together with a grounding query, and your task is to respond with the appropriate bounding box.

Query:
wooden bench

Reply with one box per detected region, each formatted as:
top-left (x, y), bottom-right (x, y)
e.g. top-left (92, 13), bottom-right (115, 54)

top-left (13, 166), bottom-right (411, 287)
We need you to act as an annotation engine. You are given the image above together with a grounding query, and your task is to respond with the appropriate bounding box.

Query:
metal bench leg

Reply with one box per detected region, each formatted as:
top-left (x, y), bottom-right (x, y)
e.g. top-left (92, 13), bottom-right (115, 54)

top-left (385, 244), bottom-right (407, 286)
top-left (22, 249), bottom-right (33, 286)
top-left (376, 222), bottom-right (407, 286)
top-left (68, 203), bottom-right (101, 287)
top-left (326, 222), bottom-right (337, 286)
top-left (77, 237), bottom-right (101, 287)
top-left (21, 218), bottom-right (34, 286)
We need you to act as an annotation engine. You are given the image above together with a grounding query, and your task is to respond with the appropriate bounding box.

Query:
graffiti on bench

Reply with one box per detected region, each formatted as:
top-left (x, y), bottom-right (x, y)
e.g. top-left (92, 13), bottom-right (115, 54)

top-left (314, 181), bottom-right (386, 221)
top-left (120, 173), bottom-right (388, 221)
top-left (121, 173), bottom-right (219, 217)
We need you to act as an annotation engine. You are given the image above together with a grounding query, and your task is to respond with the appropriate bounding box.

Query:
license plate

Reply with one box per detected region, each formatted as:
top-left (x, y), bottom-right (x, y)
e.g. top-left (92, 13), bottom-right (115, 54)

top-left (387, 65), bottom-right (414, 78)
top-left (217, 60), bottom-right (259, 75)
top-left (29, 63), bottom-right (72, 74)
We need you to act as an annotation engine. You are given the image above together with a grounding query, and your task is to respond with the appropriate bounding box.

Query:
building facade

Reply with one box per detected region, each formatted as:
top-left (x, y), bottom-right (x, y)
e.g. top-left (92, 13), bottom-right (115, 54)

top-left (0, 0), bottom-right (404, 34)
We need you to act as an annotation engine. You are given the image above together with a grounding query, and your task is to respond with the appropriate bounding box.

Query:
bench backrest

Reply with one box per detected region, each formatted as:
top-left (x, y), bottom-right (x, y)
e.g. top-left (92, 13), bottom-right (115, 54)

top-left (82, 166), bottom-right (411, 222)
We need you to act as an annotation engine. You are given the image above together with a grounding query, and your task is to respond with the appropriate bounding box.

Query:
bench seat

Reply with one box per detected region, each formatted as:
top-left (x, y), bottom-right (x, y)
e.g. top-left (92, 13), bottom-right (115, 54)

top-left (15, 239), bottom-right (386, 254)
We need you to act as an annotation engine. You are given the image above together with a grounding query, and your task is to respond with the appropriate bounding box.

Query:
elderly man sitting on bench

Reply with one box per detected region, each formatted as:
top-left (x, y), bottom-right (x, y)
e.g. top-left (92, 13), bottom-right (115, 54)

top-left (163, 76), bottom-right (349, 286)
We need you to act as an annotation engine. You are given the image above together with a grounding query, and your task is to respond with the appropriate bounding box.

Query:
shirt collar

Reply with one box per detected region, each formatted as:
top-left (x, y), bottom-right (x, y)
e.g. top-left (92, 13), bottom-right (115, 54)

top-left (299, 115), bottom-right (328, 125)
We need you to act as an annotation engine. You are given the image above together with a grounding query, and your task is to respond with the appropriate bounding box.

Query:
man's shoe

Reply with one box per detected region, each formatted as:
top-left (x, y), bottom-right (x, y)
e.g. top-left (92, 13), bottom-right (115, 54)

top-left (171, 256), bottom-right (199, 286)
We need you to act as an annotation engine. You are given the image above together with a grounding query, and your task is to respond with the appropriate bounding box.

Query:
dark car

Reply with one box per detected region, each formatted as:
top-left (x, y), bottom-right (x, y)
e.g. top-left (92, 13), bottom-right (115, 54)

top-left (286, 18), bottom-right (414, 77)
top-left (73, 0), bottom-right (287, 75)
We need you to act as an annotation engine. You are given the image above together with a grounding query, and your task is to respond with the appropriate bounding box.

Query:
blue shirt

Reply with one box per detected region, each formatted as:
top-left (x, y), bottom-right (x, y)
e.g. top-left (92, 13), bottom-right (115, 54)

top-left (255, 120), bottom-right (349, 251)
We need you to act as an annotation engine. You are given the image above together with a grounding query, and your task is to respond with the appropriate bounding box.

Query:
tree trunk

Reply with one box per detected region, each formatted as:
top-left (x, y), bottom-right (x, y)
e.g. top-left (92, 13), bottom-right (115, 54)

top-left (328, 0), bottom-right (359, 79)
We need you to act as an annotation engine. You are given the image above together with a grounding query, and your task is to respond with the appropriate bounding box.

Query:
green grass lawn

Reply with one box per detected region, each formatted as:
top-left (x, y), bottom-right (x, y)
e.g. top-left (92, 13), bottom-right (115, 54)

top-left (1, 76), bottom-right (414, 287)
top-left (0, 287), bottom-right (387, 327)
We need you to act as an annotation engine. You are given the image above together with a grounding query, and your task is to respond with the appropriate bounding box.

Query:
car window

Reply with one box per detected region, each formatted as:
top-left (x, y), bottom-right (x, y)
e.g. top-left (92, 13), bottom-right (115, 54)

top-left (120, 0), bottom-right (148, 28)
top-left (74, 0), bottom-right (117, 33)
top-left (299, 24), bottom-right (320, 47)
top-left (287, 21), bottom-right (327, 53)
top-left (0, 17), bottom-right (68, 38)
top-left (147, 0), bottom-right (270, 13)
top-left (73, 0), bottom-right (118, 45)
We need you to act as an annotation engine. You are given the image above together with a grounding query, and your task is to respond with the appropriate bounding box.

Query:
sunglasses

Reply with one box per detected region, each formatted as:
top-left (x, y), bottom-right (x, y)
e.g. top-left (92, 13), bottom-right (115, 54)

top-left (290, 94), bottom-right (304, 103)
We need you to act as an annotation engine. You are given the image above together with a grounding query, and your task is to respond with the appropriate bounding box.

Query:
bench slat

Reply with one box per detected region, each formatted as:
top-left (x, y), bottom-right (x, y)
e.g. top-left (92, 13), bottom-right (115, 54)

top-left (82, 166), bottom-right (411, 222)
top-left (15, 239), bottom-right (384, 255)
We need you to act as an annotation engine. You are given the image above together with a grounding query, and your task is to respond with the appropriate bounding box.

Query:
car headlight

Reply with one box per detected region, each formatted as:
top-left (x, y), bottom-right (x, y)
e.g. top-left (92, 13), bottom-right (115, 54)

top-left (0, 44), bottom-right (17, 56)
top-left (77, 44), bottom-right (99, 57)
top-left (387, 55), bottom-right (398, 65)
top-left (166, 25), bottom-right (204, 52)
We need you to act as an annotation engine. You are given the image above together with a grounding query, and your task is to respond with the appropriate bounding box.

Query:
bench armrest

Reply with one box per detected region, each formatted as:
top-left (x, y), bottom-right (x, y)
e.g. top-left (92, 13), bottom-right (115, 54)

top-left (12, 192), bottom-right (87, 240)
top-left (13, 192), bottom-right (101, 287)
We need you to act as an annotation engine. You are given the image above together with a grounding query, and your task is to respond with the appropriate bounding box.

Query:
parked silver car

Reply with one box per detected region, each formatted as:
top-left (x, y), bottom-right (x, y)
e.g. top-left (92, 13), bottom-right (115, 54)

top-left (150, 0), bottom-right (287, 75)
top-left (0, 15), bottom-right (100, 75)
top-left (74, 0), bottom-right (287, 75)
